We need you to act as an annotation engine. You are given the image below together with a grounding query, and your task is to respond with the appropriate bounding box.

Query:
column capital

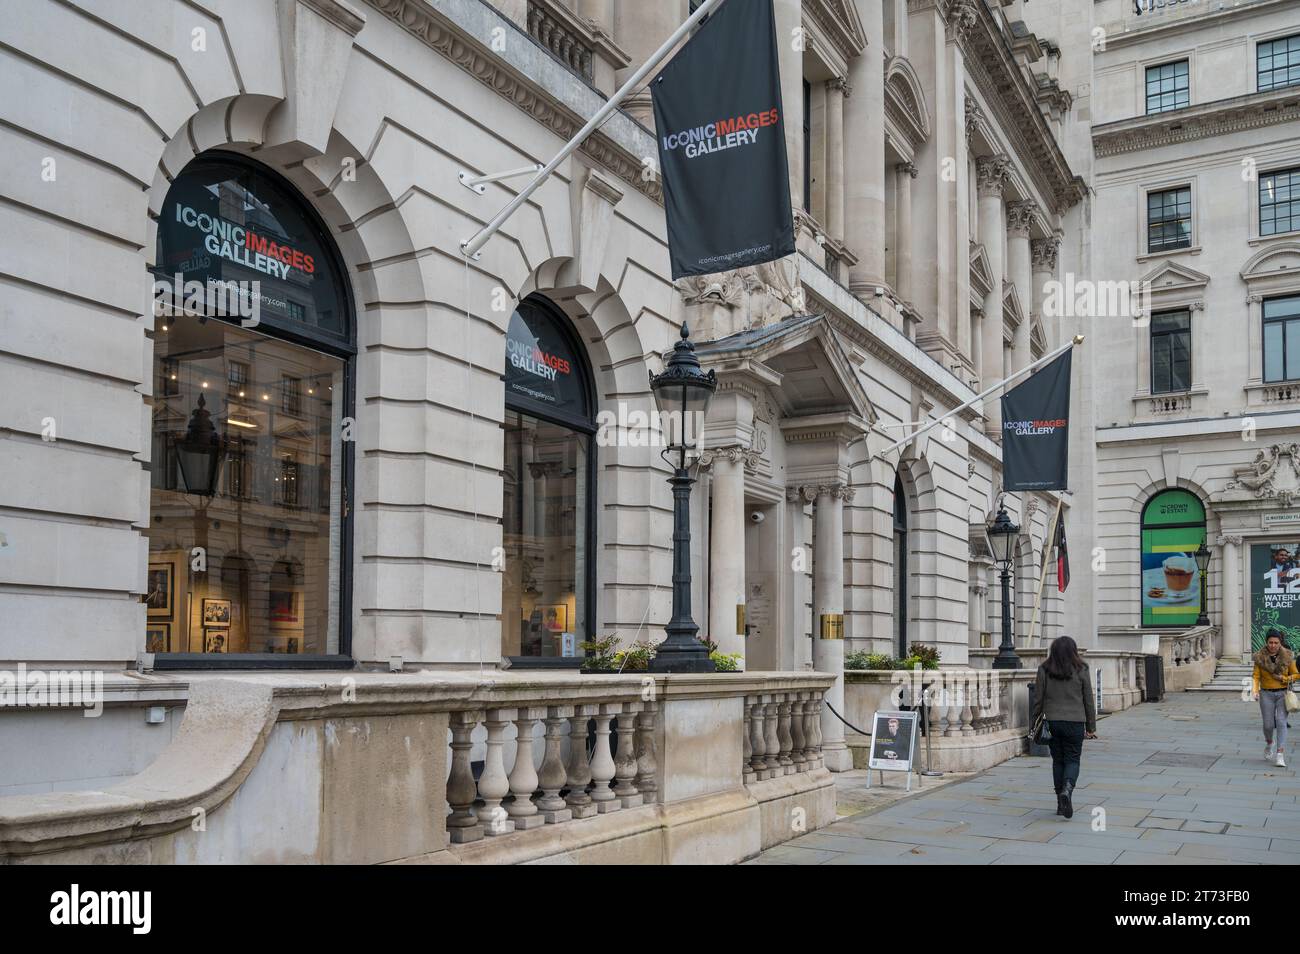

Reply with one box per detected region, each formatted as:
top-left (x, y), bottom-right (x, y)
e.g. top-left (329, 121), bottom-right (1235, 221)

top-left (1006, 200), bottom-right (1038, 238)
top-left (895, 161), bottom-right (919, 179)
top-left (976, 155), bottom-right (1010, 198)
top-left (1216, 533), bottom-right (1244, 548)
top-left (788, 482), bottom-right (855, 502)
top-left (964, 98), bottom-right (986, 143)
top-left (942, 0), bottom-right (981, 43)
top-left (826, 75), bottom-right (851, 98)
top-left (1031, 236), bottom-right (1060, 272)
top-left (699, 444), bottom-right (759, 472)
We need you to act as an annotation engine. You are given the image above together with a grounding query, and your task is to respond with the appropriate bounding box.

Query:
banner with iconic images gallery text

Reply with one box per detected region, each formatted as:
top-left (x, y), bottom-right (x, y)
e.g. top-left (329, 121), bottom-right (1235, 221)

top-left (651, 0), bottom-right (795, 279)
top-left (1000, 350), bottom-right (1071, 491)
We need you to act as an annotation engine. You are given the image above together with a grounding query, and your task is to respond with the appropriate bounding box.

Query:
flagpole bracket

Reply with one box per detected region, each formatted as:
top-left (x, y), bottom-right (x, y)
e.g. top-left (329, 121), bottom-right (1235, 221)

top-left (458, 164), bottom-right (546, 196)
top-left (458, 239), bottom-right (482, 261)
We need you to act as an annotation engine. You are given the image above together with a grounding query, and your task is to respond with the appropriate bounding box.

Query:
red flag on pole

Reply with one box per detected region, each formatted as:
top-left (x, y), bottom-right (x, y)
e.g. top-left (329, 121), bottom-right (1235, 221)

top-left (1054, 513), bottom-right (1070, 592)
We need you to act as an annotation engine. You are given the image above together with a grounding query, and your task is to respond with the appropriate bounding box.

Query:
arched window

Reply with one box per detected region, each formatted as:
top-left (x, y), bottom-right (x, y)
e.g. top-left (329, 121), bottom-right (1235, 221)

top-left (501, 296), bottom-right (596, 665)
top-left (893, 474), bottom-right (908, 658)
top-left (146, 153), bottom-right (354, 664)
top-left (1140, 489), bottom-right (1206, 627)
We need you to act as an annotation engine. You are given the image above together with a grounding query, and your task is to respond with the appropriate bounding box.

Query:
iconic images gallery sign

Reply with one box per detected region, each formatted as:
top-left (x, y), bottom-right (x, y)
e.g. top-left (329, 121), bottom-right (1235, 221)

top-left (651, 0), bottom-right (795, 279)
top-left (1251, 542), bottom-right (1300, 652)
top-left (1000, 350), bottom-right (1072, 491)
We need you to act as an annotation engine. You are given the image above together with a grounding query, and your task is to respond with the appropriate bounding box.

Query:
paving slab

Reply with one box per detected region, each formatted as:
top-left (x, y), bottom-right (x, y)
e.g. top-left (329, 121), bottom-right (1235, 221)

top-left (751, 690), bottom-right (1300, 865)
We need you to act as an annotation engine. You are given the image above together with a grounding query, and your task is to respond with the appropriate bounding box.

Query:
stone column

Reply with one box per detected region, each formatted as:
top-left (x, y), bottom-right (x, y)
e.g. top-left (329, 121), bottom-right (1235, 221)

top-left (894, 161), bottom-right (917, 304)
top-left (971, 306), bottom-right (984, 383)
top-left (707, 447), bottom-right (747, 659)
top-left (612, 3), bottom-right (680, 126)
top-left (976, 155), bottom-right (1009, 435)
top-left (1006, 201), bottom-right (1037, 375)
top-left (1218, 534), bottom-right (1244, 662)
top-left (845, 0), bottom-right (885, 291)
top-left (812, 483), bottom-right (852, 772)
top-left (825, 77), bottom-right (847, 244)
top-left (1031, 236), bottom-right (1060, 351)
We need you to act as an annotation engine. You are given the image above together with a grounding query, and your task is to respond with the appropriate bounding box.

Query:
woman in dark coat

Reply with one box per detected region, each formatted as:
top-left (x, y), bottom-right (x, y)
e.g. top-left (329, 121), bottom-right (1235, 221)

top-left (1030, 636), bottom-right (1098, 819)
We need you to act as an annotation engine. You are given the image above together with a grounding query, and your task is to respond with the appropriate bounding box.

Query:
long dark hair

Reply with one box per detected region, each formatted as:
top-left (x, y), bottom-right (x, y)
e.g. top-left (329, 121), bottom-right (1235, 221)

top-left (1043, 635), bottom-right (1085, 680)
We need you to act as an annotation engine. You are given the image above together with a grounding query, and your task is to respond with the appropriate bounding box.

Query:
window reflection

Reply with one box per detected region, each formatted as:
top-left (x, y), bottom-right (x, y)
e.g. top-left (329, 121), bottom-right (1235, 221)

top-left (501, 410), bottom-right (588, 658)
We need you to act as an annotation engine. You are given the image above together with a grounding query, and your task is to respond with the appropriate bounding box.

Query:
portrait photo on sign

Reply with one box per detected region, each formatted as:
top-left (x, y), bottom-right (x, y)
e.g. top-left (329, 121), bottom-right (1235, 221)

top-left (868, 710), bottom-right (918, 771)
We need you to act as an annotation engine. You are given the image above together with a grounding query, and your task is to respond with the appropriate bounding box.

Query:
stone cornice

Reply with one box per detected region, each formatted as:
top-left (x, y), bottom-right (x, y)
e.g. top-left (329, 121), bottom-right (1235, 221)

top-left (946, 0), bottom-right (1086, 214)
top-left (803, 0), bottom-right (868, 66)
top-left (364, 0), bottom-right (661, 203)
top-left (1093, 86), bottom-right (1300, 159)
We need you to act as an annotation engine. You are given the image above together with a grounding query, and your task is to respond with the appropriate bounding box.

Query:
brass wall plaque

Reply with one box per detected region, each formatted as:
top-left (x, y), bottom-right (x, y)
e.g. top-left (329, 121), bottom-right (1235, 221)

top-left (736, 603), bottom-right (746, 635)
top-left (819, 613), bottom-right (844, 640)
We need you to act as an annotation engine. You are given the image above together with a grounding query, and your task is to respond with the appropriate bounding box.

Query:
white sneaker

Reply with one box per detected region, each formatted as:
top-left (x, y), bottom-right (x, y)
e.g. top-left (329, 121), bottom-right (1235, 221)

top-left (1276, 751), bottom-right (1287, 768)
top-left (1266, 742), bottom-right (1276, 760)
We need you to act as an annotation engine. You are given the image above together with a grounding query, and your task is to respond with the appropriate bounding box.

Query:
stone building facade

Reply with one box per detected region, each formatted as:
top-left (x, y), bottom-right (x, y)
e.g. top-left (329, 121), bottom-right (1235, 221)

top-left (0, 0), bottom-right (1089, 805)
top-left (1084, 0), bottom-right (1300, 662)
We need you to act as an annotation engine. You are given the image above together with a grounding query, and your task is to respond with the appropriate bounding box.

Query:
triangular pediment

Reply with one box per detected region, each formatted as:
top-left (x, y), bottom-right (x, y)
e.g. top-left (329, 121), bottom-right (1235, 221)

top-left (970, 243), bottom-right (994, 300)
top-left (697, 314), bottom-right (876, 423)
top-left (1241, 241), bottom-right (1300, 282)
top-left (804, 0), bottom-right (867, 62)
top-left (1003, 283), bottom-right (1026, 332)
top-left (1140, 259), bottom-right (1211, 292)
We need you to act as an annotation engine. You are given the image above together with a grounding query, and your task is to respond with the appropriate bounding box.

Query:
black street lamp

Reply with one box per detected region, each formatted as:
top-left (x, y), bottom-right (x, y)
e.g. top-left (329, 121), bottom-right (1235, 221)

top-left (986, 502), bottom-right (1021, 670)
top-left (1195, 540), bottom-right (1212, 627)
top-left (648, 323), bottom-right (716, 673)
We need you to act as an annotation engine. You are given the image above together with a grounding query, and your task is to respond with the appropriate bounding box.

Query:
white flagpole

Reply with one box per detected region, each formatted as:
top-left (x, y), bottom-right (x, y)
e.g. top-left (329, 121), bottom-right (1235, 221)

top-left (869, 335), bottom-right (1084, 461)
top-left (460, 0), bottom-right (729, 259)
top-left (1025, 498), bottom-right (1063, 648)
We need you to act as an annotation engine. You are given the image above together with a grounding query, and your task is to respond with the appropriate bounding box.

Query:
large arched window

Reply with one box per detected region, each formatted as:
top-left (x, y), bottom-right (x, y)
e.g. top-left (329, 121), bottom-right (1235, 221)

top-left (1140, 489), bottom-right (1206, 627)
top-left (145, 153), bottom-right (354, 665)
top-left (500, 297), bottom-right (596, 665)
top-left (893, 473), bottom-right (909, 658)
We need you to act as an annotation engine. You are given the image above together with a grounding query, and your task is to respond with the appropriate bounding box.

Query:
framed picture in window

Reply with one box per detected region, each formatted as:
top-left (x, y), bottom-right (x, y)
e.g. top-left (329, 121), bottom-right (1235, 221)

top-left (203, 629), bottom-right (229, 654)
top-left (146, 563), bottom-right (173, 618)
top-left (540, 604), bottom-right (568, 633)
top-left (269, 589), bottom-right (301, 628)
top-left (145, 623), bottom-right (170, 654)
top-left (202, 598), bottom-right (232, 628)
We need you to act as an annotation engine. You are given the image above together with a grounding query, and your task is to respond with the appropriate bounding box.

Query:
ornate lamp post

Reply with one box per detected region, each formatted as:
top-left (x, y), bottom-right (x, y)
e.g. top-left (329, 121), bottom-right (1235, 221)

top-left (648, 323), bottom-right (716, 673)
top-left (1195, 540), bottom-right (1212, 627)
top-left (986, 502), bottom-right (1021, 670)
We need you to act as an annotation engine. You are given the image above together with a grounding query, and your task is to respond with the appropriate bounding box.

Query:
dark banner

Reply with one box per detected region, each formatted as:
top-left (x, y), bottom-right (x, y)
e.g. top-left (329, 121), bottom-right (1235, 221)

top-left (1001, 350), bottom-right (1072, 491)
top-left (651, 0), bottom-right (794, 279)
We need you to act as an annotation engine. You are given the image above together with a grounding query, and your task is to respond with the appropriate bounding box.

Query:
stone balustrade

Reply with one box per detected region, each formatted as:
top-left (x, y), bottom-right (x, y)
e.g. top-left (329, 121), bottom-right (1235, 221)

top-left (1159, 625), bottom-right (1217, 691)
top-left (0, 669), bottom-right (834, 865)
top-left (447, 696), bottom-right (659, 843)
top-left (843, 668), bottom-right (1034, 773)
top-left (742, 690), bottom-right (825, 783)
top-left (527, 0), bottom-right (594, 81)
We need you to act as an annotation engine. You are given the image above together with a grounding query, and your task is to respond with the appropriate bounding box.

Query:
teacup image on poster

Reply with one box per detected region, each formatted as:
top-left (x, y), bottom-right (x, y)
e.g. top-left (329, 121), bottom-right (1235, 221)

top-left (1162, 555), bottom-right (1196, 592)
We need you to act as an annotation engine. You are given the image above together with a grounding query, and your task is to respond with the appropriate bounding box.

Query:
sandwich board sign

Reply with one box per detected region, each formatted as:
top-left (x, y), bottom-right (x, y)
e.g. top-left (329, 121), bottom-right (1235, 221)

top-left (866, 709), bottom-right (920, 791)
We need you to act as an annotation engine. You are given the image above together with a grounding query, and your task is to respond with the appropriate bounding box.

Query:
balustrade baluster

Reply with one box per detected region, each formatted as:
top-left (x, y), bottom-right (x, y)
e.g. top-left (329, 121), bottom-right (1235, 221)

top-left (590, 703), bottom-right (621, 813)
top-left (742, 698), bottom-right (755, 784)
top-left (635, 701), bottom-right (659, 800)
top-left (537, 706), bottom-right (574, 824)
top-left (777, 695), bottom-right (794, 774)
top-left (763, 697), bottom-right (781, 776)
top-left (507, 706), bottom-right (546, 829)
top-left (447, 711), bottom-right (484, 843)
top-left (614, 701), bottom-right (644, 808)
top-left (749, 698), bottom-right (768, 779)
top-left (565, 704), bottom-right (598, 819)
top-left (789, 693), bottom-right (807, 773)
top-left (480, 709), bottom-right (515, 836)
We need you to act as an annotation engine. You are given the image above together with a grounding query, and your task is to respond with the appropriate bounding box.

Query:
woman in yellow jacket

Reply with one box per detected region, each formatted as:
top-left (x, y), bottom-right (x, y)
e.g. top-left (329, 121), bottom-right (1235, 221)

top-left (1253, 629), bottom-right (1299, 767)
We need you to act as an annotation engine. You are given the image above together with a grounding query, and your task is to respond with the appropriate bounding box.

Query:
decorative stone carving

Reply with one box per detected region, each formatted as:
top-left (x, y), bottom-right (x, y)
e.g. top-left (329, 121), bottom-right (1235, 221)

top-left (787, 482), bottom-right (854, 503)
top-left (964, 98), bottom-right (985, 143)
top-left (699, 444), bottom-right (761, 473)
top-left (1224, 443), bottom-right (1300, 506)
top-left (943, 0), bottom-right (980, 43)
top-left (1216, 534), bottom-right (1244, 548)
top-left (976, 155), bottom-right (1010, 198)
top-left (676, 271), bottom-right (747, 307)
top-left (895, 161), bottom-right (919, 179)
top-left (1031, 237), bottom-right (1060, 272)
top-left (827, 75), bottom-right (852, 99)
top-left (1006, 200), bottom-right (1038, 237)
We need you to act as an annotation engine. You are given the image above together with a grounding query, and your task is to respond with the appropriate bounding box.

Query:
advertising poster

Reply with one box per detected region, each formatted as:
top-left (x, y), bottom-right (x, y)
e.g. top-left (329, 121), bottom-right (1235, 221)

top-left (1140, 490), bottom-right (1205, 627)
top-left (1000, 350), bottom-right (1072, 491)
top-left (1251, 542), bottom-right (1300, 653)
top-left (868, 710), bottom-right (918, 772)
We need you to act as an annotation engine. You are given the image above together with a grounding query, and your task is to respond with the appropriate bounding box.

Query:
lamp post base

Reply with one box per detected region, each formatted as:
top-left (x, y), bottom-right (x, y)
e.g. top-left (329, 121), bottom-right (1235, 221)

top-left (649, 646), bottom-right (716, 673)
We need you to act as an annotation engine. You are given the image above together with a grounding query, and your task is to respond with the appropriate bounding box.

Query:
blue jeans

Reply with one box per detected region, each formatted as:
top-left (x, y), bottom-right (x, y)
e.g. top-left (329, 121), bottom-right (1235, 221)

top-left (1047, 720), bottom-right (1085, 793)
top-left (1260, 689), bottom-right (1289, 749)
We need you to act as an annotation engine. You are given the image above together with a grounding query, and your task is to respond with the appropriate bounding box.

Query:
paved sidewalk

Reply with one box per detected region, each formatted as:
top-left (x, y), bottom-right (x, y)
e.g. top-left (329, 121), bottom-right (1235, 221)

top-left (749, 690), bottom-right (1300, 865)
